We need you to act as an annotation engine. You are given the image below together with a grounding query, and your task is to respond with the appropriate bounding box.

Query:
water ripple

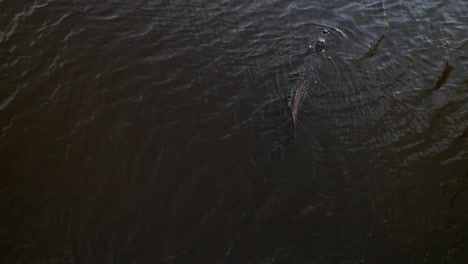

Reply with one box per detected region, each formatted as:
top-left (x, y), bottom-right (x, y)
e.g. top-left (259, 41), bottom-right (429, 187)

top-left (1, 1), bottom-right (467, 262)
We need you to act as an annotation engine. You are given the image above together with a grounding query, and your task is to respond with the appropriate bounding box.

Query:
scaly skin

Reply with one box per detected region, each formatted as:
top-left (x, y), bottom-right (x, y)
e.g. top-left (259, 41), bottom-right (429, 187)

top-left (289, 29), bottom-right (329, 131)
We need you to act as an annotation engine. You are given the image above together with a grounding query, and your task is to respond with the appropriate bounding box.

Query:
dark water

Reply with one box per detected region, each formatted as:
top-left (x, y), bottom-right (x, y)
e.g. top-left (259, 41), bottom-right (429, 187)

top-left (1, 0), bottom-right (467, 263)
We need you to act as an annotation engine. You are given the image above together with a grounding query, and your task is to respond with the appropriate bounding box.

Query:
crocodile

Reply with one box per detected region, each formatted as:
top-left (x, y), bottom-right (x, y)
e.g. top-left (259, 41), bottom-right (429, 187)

top-left (289, 29), bottom-right (329, 132)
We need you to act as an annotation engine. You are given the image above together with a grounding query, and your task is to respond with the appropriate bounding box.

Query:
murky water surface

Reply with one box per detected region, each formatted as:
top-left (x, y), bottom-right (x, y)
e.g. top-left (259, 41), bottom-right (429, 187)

top-left (1, 0), bottom-right (467, 263)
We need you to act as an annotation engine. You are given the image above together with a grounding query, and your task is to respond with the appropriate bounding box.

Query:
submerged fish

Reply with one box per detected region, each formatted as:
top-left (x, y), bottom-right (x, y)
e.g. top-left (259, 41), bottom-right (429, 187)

top-left (291, 196), bottom-right (327, 221)
top-left (289, 29), bottom-right (329, 132)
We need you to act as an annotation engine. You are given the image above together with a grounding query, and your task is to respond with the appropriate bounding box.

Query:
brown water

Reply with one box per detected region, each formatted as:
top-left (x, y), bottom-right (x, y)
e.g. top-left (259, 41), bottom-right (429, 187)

top-left (1, 0), bottom-right (467, 263)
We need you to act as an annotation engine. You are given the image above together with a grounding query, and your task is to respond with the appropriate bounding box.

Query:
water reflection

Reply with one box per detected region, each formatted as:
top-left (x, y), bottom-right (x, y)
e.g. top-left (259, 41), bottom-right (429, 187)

top-left (1, 0), bottom-right (467, 263)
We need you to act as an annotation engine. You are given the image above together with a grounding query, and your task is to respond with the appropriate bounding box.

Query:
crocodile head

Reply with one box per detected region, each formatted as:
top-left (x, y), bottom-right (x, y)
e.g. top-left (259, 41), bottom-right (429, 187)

top-left (311, 29), bottom-right (329, 52)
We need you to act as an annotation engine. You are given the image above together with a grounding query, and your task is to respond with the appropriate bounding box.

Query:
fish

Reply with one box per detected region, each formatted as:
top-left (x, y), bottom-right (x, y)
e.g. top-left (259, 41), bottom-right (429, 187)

top-left (431, 61), bottom-right (454, 91)
top-left (291, 196), bottom-right (327, 221)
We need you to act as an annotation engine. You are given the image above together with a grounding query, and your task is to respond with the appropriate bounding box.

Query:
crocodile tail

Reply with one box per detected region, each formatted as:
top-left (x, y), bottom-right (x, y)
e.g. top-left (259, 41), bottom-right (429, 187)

top-left (265, 98), bottom-right (297, 161)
